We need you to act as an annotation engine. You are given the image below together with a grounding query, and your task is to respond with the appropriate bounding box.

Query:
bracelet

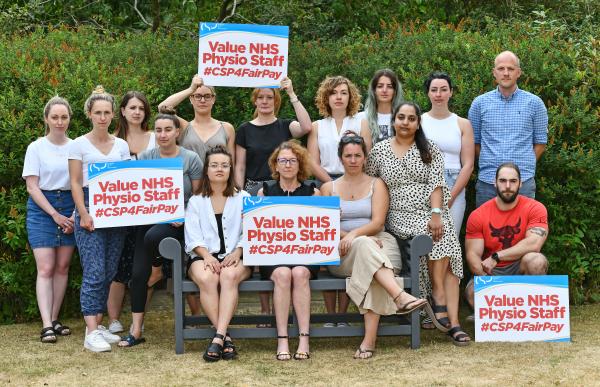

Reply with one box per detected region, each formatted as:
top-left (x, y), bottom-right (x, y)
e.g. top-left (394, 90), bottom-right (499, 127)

top-left (289, 97), bottom-right (299, 104)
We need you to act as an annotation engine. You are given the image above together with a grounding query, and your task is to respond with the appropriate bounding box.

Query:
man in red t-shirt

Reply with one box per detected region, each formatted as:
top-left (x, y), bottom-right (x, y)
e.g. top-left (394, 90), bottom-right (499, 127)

top-left (464, 162), bottom-right (548, 308)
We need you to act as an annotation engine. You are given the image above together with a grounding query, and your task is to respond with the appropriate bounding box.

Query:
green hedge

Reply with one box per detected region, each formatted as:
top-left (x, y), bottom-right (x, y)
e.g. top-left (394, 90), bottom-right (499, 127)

top-left (1, 20), bottom-right (598, 323)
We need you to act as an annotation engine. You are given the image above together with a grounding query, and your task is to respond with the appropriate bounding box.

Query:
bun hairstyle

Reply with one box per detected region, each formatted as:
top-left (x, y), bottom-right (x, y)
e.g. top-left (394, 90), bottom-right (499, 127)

top-left (43, 96), bottom-right (72, 134)
top-left (154, 106), bottom-right (180, 129)
top-left (84, 85), bottom-right (115, 114)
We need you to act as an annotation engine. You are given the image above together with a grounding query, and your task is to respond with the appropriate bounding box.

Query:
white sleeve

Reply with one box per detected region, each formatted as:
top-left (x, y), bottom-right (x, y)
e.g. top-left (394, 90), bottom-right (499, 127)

top-left (68, 137), bottom-right (83, 161)
top-left (184, 197), bottom-right (208, 257)
top-left (118, 139), bottom-right (132, 161)
top-left (22, 141), bottom-right (40, 178)
top-left (235, 191), bottom-right (250, 249)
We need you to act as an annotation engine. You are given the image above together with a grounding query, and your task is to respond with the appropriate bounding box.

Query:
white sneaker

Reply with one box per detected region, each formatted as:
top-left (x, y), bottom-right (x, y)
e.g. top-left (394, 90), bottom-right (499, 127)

top-left (96, 325), bottom-right (121, 344)
top-left (84, 330), bottom-right (111, 352)
top-left (108, 320), bottom-right (124, 334)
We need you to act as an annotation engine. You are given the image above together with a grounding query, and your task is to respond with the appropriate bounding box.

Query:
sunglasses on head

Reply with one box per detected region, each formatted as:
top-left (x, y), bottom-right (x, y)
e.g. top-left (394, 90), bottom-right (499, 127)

top-left (340, 135), bottom-right (364, 145)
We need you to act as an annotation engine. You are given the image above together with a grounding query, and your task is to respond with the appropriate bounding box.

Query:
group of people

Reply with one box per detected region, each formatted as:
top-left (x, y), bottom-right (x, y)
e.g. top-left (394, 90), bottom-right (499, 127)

top-left (23, 49), bottom-right (550, 360)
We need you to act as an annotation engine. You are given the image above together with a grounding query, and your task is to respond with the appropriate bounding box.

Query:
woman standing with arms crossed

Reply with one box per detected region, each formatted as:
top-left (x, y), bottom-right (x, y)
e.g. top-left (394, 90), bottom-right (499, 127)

top-left (119, 110), bottom-right (202, 347)
top-left (367, 102), bottom-right (470, 346)
top-left (359, 69), bottom-right (404, 145)
top-left (107, 91), bottom-right (154, 334)
top-left (68, 86), bottom-right (131, 352)
top-left (185, 145), bottom-right (250, 361)
top-left (257, 141), bottom-right (320, 361)
top-left (23, 96), bottom-right (76, 343)
top-left (421, 72), bottom-right (474, 330)
top-left (158, 75), bottom-right (235, 166)
top-left (234, 77), bottom-right (312, 320)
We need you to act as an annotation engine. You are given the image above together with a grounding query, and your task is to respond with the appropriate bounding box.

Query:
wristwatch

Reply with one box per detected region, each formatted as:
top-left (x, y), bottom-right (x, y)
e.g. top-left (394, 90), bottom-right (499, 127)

top-left (491, 252), bottom-right (500, 263)
top-left (431, 207), bottom-right (442, 215)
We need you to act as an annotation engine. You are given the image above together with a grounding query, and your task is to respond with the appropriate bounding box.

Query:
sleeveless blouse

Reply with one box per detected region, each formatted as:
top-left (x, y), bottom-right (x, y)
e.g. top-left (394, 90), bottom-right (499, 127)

top-left (179, 122), bottom-right (228, 166)
top-left (263, 181), bottom-right (316, 196)
top-left (421, 112), bottom-right (462, 170)
top-left (334, 179), bottom-right (374, 233)
top-left (317, 115), bottom-right (362, 175)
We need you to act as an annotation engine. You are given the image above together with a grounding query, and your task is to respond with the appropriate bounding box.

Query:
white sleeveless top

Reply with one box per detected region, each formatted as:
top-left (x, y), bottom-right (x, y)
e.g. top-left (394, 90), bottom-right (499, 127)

top-left (422, 112), bottom-right (462, 169)
top-left (317, 115), bottom-right (361, 175)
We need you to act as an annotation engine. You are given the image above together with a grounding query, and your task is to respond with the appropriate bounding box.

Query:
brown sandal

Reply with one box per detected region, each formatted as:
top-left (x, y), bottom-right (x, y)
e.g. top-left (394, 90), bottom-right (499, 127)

top-left (354, 347), bottom-right (375, 359)
top-left (394, 290), bottom-right (428, 315)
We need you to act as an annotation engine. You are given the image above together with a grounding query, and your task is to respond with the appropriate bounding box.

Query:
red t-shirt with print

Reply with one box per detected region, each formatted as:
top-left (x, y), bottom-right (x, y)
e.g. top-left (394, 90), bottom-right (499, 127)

top-left (465, 195), bottom-right (548, 267)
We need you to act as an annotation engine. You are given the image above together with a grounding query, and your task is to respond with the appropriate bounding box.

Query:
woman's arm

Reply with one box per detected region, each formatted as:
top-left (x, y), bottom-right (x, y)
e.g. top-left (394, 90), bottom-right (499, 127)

top-left (449, 116), bottom-right (475, 207)
top-left (307, 122), bottom-right (331, 183)
top-left (360, 119), bottom-right (373, 153)
top-left (69, 159), bottom-right (94, 232)
top-left (158, 75), bottom-right (203, 129)
top-left (223, 122), bottom-right (236, 165)
top-left (25, 176), bottom-right (73, 232)
top-left (282, 77), bottom-right (312, 137)
top-left (234, 144), bottom-right (246, 188)
top-left (428, 186), bottom-right (443, 242)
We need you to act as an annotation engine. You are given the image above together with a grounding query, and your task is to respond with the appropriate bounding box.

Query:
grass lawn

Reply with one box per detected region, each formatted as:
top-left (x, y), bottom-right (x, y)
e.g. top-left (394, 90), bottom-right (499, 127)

top-left (1, 292), bottom-right (598, 387)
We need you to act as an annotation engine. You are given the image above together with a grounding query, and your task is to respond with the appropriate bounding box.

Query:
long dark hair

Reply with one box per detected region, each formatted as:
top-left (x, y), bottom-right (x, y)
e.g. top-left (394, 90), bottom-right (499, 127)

top-left (115, 91), bottom-right (151, 140)
top-left (393, 102), bottom-right (432, 164)
top-left (364, 69), bottom-right (403, 139)
top-left (196, 145), bottom-right (237, 197)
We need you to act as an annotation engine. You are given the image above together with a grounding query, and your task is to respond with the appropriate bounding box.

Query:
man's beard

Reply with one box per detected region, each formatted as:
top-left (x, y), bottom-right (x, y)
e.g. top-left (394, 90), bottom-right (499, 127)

top-left (496, 185), bottom-right (519, 203)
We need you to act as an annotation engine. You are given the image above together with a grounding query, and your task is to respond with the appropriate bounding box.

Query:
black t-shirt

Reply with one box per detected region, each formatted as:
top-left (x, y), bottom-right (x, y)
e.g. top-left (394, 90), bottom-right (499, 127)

top-left (235, 118), bottom-right (293, 181)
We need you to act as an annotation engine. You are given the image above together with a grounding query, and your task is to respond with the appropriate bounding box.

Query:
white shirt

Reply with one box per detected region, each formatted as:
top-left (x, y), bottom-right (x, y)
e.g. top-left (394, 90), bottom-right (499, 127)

top-left (68, 135), bottom-right (131, 187)
top-left (317, 115), bottom-right (361, 175)
top-left (357, 111), bottom-right (393, 144)
top-left (130, 132), bottom-right (156, 160)
top-left (22, 137), bottom-right (73, 191)
top-left (422, 112), bottom-right (462, 170)
top-left (184, 190), bottom-right (249, 259)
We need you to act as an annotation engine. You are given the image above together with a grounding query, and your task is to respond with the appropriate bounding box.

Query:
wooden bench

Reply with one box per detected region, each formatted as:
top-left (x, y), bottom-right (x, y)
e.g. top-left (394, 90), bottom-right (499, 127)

top-left (159, 234), bottom-right (432, 354)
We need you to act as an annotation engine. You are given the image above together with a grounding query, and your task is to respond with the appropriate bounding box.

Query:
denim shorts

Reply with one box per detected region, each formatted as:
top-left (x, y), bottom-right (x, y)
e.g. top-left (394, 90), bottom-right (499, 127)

top-left (26, 190), bottom-right (76, 248)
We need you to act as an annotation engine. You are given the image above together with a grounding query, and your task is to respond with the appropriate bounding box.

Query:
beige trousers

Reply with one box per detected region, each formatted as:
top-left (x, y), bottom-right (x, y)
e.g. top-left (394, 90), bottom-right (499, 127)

top-left (328, 231), bottom-right (402, 316)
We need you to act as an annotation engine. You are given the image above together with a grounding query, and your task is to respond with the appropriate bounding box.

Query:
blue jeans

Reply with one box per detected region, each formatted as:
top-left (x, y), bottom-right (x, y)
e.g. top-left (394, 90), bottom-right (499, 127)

top-left (475, 178), bottom-right (536, 208)
top-left (444, 169), bottom-right (466, 238)
top-left (74, 189), bottom-right (125, 316)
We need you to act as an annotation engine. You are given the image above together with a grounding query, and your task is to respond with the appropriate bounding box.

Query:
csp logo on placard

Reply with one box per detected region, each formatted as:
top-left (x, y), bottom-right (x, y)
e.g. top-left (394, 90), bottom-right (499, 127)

top-left (474, 276), bottom-right (494, 286)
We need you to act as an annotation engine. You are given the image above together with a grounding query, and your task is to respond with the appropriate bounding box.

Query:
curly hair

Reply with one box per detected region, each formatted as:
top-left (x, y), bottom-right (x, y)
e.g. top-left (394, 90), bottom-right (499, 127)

top-left (314, 76), bottom-right (361, 118)
top-left (268, 140), bottom-right (311, 182)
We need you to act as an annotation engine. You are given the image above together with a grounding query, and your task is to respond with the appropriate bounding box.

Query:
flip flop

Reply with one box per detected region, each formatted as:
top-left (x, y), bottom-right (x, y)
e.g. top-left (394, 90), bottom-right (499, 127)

top-left (353, 347), bottom-right (375, 359)
top-left (118, 333), bottom-right (146, 347)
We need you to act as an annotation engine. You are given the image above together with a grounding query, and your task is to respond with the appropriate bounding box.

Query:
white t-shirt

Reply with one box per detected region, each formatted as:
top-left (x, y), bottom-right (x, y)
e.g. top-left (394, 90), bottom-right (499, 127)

top-left (130, 132), bottom-right (156, 160)
top-left (22, 137), bottom-right (73, 191)
top-left (357, 111), bottom-right (393, 144)
top-left (316, 115), bottom-right (362, 175)
top-left (68, 135), bottom-right (131, 186)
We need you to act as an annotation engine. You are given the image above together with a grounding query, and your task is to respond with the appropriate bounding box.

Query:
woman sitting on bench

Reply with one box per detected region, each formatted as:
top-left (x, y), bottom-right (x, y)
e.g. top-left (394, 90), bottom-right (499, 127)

top-left (185, 145), bottom-right (251, 362)
top-left (320, 134), bottom-right (429, 359)
top-left (257, 141), bottom-right (320, 361)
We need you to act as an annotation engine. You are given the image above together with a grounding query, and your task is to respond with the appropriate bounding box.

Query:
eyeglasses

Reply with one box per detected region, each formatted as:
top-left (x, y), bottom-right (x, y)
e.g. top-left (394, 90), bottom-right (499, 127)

top-left (191, 93), bottom-right (214, 101)
top-left (276, 158), bottom-right (298, 166)
top-left (208, 162), bottom-right (231, 169)
top-left (340, 135), bottom-right (364, 145)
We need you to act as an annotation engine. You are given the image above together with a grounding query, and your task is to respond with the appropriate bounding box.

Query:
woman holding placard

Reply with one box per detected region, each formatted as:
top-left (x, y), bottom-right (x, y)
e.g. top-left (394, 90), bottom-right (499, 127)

top-left (158, 74), bottom-right (235, 166)
top-left (321, 134), bottom-right (428, 359)
top-left (257, 141), bottom-right (320, 361)
top-left (185, 145), bottom-right (250, 362)
top-left (23, 96), bottom-right (76, 343)
top-left (69, 86), bottom-right (131, 352)
top-left (118, 109), bottom-right (202, 348)
top-left (234, 76), bottom-right (312, 322)
top-left (107, 91), bottom-right (154, 335)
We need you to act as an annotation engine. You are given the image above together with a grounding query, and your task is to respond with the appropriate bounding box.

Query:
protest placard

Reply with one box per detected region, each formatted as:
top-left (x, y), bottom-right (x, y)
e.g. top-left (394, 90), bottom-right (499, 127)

top-left (88, 159), bottom-right (184, 228)
top-left (198, 22), bottom-right (289, 88)
top-left (474, 275), bottom-right (570, 342)
top-left (242, 196), bottom-right (340, 266)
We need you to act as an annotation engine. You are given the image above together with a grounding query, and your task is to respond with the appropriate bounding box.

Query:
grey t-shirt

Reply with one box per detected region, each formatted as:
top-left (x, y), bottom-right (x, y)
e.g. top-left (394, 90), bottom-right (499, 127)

top-left (138, 147), bottom-right (202, 206)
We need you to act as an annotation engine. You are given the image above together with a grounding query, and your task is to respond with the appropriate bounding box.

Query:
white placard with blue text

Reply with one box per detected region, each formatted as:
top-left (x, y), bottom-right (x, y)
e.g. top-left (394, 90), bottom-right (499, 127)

top-left (88, 159), bottom-right (184, 228)
top-left (242, 196), bottom-right (340, 266)
top-left (198, 22), bottom-right (288, 88)
top-left (474, 275), bottom-right (570, 342)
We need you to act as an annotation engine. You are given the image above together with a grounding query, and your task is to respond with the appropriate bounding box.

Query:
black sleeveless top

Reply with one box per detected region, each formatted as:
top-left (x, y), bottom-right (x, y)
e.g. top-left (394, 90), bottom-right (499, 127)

top-left (262, 180), bottom-right (316, 197)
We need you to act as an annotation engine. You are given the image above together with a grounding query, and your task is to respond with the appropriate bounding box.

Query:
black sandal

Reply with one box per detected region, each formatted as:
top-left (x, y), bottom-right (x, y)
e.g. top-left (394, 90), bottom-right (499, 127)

top-left (51, 320), bottom-right (71, 336)
top-left (448, 326), bottom-right (471, 347)
top-left (276, 335), bottom-right (291, 361)
top-left (222, 333), bottom-right (237, 360)
top-left (424, 296), bottom-right (451, 333)
top-left (40, 327), bottom-right (57, 343)
top-left (203, 333), bottom-right (224, 362)
top-left (293, 332), bottom-right (310, 360)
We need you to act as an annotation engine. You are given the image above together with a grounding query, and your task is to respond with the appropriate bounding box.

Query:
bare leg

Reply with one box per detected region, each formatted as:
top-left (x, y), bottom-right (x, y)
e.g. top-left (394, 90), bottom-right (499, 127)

top-left (338, 292), bottom-right (350, 314)
top-left (107, 281), bottom-right (126, 323)
top-left (188, 262), bottom-right (220, 326)
top-left (465, 280), bottom-right (474, 309)
top-left (428, 258), bottom-right (450, 321)
top-left (444, 269), bottom-right (461, 327)
top-left (51, 246), bottom-right (73, 321)
top-left (259, 291), bottom-right (271, 314)
top-left (291, 267), bottom-right (311, 355)
top-left (323, 291), bottom-right (337, 314)
top-left (217, 265), bottom-right (251, 355)
top-left (356, 311), bottom-right (379, 359)
top-left (271, 267), bottom-right (292, 357)
top-left (33, 248), bottom-right (56, 328)
top-left (373, 267), bottom-right (423, 307)
top-left (186, 293), bottom-right (202, 316)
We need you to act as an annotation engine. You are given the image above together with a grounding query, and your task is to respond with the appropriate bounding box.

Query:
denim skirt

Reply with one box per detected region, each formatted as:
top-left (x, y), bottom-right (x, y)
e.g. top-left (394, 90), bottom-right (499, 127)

top-left (26, 190), bottom-right (76, 248)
